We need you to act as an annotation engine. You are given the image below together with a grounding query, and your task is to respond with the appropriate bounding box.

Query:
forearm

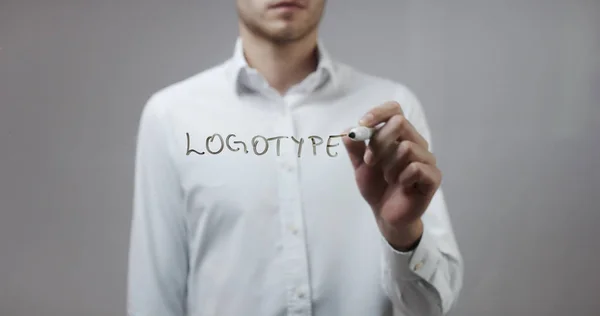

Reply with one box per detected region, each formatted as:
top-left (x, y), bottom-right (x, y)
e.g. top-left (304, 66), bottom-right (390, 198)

top-left (381, 227), bottom-right (463, 315)
top-left (380, 189), bottom-right (463, 315)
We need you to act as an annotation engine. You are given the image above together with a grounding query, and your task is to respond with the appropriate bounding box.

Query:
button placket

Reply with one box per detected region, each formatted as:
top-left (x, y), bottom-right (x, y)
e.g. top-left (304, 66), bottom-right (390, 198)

top-left (276, 98), bottom-right (312, 315)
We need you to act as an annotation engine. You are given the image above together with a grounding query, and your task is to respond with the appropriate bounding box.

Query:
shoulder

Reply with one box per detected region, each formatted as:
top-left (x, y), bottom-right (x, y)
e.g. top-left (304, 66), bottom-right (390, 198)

top-left (335, 61), bottom-right (426, 120)
top-left (141, 62), bottom-right (230, 119)
top-left (333, 61), bottom-right (435, 147)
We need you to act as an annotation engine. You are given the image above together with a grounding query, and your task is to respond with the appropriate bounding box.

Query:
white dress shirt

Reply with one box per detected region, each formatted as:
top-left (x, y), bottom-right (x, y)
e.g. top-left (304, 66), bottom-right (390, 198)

top-left (127, 38), bottom-right (463, 316)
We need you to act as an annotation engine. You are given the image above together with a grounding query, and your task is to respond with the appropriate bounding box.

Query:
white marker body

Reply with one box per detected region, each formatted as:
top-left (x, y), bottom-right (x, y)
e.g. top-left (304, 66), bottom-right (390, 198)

top-left (348, 126), bottom-right (375, 141)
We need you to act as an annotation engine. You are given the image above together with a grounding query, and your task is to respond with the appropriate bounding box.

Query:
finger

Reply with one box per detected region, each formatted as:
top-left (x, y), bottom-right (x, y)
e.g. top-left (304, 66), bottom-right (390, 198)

top-left (364, 114), bottom-right (403, 166)
top-left (398, 162), bottom-right (442, 196)
top-left (382, 141), bottom-right (437, 184)
top-left (366, 114), bottom-right (430, 165)
top-left (342, 127), bottom-right (367, 169)
top-left (383, 114), bottom-right (428, 150)
top-left (359, 101), bottom-right (404, 127)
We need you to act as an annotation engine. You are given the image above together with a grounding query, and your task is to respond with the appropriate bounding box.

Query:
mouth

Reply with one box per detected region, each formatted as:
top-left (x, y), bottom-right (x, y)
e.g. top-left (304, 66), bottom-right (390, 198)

top-left (268, 1), bottom-right (306, 10)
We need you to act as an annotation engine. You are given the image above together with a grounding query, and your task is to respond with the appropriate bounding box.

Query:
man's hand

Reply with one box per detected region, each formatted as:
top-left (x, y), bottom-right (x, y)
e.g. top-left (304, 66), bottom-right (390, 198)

top-left (343, 101), bottom-right (442, 251)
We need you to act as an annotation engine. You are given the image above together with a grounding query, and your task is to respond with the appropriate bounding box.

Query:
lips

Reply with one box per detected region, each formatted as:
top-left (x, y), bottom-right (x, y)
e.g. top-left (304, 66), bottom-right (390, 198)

top-left (268, 0), bottom-right (306, 9)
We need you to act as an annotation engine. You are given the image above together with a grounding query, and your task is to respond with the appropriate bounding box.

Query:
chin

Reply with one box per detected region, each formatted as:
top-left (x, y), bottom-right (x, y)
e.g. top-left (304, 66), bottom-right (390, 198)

top-left (264, 25), bottom-right (302, 41)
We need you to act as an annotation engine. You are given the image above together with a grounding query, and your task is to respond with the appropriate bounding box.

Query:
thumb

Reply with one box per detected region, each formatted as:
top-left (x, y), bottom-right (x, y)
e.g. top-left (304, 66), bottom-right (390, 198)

top-left (342, 127), bottom-right (367, 169)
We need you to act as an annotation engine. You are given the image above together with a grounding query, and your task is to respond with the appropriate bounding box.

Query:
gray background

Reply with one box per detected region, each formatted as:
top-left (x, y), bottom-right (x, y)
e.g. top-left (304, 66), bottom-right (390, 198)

top-left (1, 0), bottom-right (599, 315)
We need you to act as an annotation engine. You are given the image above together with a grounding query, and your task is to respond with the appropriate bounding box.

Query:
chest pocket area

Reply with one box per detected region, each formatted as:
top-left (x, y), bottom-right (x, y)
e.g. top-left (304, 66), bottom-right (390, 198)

top-left (178, 138), bottom-right (281, 227)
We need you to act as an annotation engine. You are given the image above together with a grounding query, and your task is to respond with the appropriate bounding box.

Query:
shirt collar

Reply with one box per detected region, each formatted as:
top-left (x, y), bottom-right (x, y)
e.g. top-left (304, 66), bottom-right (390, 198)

top-left (226, 37), bottom-right (338, 94)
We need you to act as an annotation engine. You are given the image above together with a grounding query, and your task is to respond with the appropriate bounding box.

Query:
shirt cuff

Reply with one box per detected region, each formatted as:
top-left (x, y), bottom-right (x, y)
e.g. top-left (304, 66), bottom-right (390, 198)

top-left (381, 225), bottom-right (441, 282)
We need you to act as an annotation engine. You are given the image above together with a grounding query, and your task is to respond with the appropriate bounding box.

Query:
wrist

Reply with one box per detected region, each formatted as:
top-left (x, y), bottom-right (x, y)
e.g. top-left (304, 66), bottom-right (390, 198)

top-left (379, 219), bottom-right (424, 252)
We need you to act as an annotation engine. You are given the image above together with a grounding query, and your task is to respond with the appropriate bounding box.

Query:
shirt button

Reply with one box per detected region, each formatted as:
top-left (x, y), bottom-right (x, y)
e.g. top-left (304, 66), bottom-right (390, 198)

top-left (413, 261), bottom-right (424, 271)
top-left (289, 226), bottom-right (299, 235)
top-left (280, 163), bottom-right (294, 173)
top-left (297, 289), bottom-right (306, 299)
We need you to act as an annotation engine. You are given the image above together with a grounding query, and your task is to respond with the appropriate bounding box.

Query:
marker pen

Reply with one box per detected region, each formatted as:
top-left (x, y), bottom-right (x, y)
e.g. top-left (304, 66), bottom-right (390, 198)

top-left (347, 126), bottom-right (375, 142)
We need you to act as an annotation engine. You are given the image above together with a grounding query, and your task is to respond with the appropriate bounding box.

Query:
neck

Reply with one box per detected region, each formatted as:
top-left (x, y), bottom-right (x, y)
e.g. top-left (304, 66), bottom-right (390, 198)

top-left (239, 27), bottom-right (319, 94)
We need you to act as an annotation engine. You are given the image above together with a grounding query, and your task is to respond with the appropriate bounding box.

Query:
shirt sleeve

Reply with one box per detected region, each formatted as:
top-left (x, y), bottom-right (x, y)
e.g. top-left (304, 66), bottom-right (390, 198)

top-left (380, 87), bottom-right (464, 315)
top-left (127, 96), bottom-right (188, 316)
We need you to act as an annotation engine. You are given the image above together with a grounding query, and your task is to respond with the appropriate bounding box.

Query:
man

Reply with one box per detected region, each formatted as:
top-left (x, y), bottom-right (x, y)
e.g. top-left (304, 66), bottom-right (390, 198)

top-left (127, 0), bottom-right (463, 315)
